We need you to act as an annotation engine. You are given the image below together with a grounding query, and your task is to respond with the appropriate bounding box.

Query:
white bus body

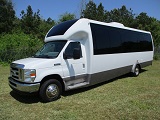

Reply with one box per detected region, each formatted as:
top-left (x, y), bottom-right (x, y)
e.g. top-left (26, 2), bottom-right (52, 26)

top-left (9, 18), bottom-right (154, 102)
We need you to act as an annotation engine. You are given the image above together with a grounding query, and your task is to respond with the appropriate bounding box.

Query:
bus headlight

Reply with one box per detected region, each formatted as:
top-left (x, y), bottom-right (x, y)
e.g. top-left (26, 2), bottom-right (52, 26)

top-left (24, 69), bottom-right (36, 83)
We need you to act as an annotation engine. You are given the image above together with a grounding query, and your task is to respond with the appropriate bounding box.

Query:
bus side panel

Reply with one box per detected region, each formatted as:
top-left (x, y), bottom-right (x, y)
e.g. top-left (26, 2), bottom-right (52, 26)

top-left (90, 65), bottom-right (132, 85)
top-left (89, 51), bottom-right (153, 85)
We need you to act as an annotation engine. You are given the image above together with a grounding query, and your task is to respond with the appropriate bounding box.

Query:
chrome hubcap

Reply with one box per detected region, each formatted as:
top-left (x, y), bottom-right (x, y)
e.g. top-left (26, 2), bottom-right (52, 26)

top-left (135, 67), bottom-right (139, 75)
top-left (46, 84), bottom-right (59, 98)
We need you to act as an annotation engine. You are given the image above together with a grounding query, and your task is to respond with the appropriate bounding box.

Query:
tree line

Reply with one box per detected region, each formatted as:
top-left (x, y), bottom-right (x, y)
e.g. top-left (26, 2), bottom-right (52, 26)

top-left (0, 0), bottom-right (76, 62)
top-left (81, 1), bottom-right (160, 47)
top-left (0, 0), bottom-right (160, 63)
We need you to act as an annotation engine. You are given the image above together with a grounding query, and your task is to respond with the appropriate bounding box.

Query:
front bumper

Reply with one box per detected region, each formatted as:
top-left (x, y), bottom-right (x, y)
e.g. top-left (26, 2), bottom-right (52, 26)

top-left (8, 77), bottom-right (40, 93)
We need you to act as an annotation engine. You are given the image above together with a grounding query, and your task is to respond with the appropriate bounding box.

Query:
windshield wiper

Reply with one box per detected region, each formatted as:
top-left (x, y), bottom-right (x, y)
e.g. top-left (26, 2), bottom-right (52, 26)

top-left (34, 55), bottom-right (53, 58)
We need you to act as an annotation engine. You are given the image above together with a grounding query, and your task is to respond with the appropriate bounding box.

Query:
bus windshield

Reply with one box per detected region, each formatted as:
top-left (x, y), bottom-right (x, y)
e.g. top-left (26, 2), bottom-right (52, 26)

top-left (34, 41), bottom-right (67, 59)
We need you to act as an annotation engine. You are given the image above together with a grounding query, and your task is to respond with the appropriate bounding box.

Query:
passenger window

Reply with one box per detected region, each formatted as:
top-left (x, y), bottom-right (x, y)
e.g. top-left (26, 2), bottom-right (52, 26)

top-left (64, 42), bottom-right (82, 59)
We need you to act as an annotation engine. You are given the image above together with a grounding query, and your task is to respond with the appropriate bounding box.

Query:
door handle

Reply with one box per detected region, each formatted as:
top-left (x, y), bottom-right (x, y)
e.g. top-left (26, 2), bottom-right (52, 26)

top-left (54, 63), bottom-right (61, 66)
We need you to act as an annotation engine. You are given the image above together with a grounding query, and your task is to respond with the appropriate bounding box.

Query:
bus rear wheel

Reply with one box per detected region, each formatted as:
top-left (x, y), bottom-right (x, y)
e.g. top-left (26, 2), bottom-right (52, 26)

top-left (132, 65), bottom-right (140, 77)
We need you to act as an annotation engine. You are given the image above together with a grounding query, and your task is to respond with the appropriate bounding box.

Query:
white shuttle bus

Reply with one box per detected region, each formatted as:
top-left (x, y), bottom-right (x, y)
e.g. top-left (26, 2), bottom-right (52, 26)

top-left (9, 18), bottom-right (154, 102)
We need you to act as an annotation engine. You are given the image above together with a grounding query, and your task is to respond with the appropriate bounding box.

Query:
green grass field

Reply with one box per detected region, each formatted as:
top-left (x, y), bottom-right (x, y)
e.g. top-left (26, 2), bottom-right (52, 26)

top-left (0, 61), bottom-right (160, 120)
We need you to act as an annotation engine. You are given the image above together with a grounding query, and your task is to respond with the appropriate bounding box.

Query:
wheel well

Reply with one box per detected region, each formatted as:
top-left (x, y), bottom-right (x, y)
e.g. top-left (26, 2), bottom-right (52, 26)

top-left (137, 64), bottom-right (141, 70)
top-left (40, 74), bottom-right (65, 92)
top-left (131, 63), bottom-right (141, 73)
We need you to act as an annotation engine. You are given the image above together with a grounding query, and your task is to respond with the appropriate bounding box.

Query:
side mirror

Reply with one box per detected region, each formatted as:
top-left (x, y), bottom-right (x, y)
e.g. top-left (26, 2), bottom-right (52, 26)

top-left (73, 48), bottom-right (81, 59)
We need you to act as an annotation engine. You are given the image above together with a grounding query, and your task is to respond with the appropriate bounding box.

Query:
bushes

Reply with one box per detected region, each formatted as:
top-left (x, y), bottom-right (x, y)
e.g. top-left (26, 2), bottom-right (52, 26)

top-left (154, 47), bottom-right (160, 60)
top-left (0, 32), bottom-right (43, 63)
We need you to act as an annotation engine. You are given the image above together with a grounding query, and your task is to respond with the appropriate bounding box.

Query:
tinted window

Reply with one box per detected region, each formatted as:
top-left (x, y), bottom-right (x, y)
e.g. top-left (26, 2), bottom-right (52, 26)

top-left (91, 23), bottom-right (122, 54)
top-left (47, 19), bottom-right (78, 37)
top-left (91, 24), bottom-right (110, 54)
top-left (121, 30), bottom-right (139, 52)
top-left (65, 42), bottom-right (82, 59)
top-left (90, 23), bottom-right (153, 55)
top-left (138, 32), bottom-right (153, 51)
top-left (108, 27), bottom-right (122, 53)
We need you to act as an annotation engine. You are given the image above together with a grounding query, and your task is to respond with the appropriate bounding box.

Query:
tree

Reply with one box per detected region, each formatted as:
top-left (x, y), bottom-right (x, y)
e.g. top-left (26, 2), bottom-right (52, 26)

top-left (106, 5), bottom-right (134, 26)
top-left (96, 3), bottom-right (105, 21)
top-left (119, 6), bottom-right (135, 27)
top-left (20, 5), bottom-right (41, 35)
top-left (149, 18), bottom-right (160, 47)
top-left (81, 1), bottom-right (97, 20)
top-left (46, 17), bottom-right (55, 25)
top-left (79, 0), bottom-right (87, 18)
top-left (0, 0), bottom-right (15, 34)
top-left (135, 12), bottom-right (152, 30)
top-left (58, 12), bottom-right (75, 23)
top-left (38, 18), bottom-right (55, 39)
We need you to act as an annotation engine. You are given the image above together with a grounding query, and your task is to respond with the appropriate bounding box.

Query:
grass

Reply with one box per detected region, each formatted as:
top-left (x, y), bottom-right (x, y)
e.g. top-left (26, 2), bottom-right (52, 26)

top-left (0, 61), bottom-right (160, 120)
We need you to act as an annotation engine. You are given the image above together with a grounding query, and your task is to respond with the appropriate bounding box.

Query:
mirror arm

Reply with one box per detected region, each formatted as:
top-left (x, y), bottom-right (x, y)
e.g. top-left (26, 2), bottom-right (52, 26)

top-left (63, 52), bottom-right (67, 59)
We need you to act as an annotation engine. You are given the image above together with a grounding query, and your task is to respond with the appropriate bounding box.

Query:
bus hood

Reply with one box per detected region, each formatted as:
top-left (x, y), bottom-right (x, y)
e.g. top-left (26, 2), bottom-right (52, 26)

top-left (13, 57), bottom-right (56, 69)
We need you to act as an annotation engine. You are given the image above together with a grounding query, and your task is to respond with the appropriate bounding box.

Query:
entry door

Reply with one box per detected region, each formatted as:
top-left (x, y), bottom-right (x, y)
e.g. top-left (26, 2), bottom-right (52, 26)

top-left (62, 41), bottom-right (86, 79)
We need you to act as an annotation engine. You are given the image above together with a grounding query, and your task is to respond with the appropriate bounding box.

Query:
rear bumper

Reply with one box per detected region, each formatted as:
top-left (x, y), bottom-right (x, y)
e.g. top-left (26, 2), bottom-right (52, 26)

top-left (8, 77), bottom-right (40, 93)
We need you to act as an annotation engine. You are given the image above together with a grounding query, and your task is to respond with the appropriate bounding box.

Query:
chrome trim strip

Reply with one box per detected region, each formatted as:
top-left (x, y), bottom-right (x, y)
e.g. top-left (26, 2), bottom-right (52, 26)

top-left (63, 74), bottom-right (88, 90)
top-left (63, 74), bottom-right (88, 82)
top-left (11, 63), bottom-right (25, 69)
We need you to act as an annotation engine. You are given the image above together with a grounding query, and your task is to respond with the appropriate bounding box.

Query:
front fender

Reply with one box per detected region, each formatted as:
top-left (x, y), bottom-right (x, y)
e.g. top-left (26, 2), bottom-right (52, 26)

top-left (34, 66), bottom-right (63, 83)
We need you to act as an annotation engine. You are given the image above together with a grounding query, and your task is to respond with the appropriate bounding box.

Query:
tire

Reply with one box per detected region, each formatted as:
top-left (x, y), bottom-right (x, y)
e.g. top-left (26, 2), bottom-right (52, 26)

top-left (132, 65), bottom-right (140, 77)
top-left (39, 79), bottom-right (62, 102)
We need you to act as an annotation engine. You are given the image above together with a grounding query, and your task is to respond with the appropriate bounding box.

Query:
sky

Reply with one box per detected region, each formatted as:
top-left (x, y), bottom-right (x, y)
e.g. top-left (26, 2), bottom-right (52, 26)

top-left (12, 0), bottom-right (160, 21)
